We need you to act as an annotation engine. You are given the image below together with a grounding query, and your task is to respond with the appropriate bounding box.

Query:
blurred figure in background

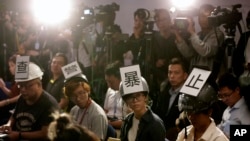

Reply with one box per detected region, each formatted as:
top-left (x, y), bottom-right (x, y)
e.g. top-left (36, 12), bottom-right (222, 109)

top-left (46, 53), bottom-right (71, 111)
top-left (104, 61), bottom-right (131, 130)
top-left (152, 9), bottom-right (184, 92)
top-left (174, 4), bottom-right (225, 81)
top-left (232, 10), bottom-right (250, 78)
top-left (0, 54), bottom-right (20, 126)
top-left (154, 57), bottom-right (188, 141)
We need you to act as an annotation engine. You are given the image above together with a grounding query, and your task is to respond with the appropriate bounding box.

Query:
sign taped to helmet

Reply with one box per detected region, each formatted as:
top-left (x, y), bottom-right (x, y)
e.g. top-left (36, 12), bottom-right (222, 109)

top-left (15, 56), bottom-right (30, 80)
top-left (61, 61), bottom-right (82, 80)
top-left (120, 65), bottom-right (143, 95)
top-left (180, 67), bottom-right (211, 97)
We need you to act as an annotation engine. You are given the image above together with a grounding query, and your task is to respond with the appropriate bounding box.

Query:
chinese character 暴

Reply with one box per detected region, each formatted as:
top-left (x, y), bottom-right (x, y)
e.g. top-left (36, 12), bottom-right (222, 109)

top-left (124, 71), bottom-right (140, 87)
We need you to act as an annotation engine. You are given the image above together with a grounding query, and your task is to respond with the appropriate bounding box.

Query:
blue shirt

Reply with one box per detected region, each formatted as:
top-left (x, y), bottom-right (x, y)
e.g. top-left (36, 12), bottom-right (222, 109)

top-left (218, 97), bottom-right (250, 137)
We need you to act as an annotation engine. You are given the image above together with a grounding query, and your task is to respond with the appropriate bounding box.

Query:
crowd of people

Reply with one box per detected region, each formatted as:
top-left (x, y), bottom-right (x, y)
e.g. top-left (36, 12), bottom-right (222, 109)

top-left (0, 2), bottom-right (250, 141)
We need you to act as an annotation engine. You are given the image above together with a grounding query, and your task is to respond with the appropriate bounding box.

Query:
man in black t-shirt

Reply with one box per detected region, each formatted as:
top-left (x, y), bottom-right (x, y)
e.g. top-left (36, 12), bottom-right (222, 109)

top-left (0, 62), bottom-right (58, 141)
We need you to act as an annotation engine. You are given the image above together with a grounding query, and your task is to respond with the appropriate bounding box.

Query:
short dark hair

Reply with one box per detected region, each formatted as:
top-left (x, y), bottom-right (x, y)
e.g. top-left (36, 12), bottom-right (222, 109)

top-left (104, 61), bottom-right (122, 79)
top-left (217, 73), bottom-right (239, 90)
top-left (154, 9), bottom-right (171, 21)
top-left (169, 57), bottom-right (189, 73)
top-left (53, 52), bottom-right (68, 65)
top-left (199, 4), bottom-right (215, 14)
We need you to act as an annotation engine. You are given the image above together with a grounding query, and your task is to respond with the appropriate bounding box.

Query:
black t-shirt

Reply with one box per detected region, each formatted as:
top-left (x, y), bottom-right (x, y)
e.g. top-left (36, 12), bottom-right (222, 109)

top-left (45, 76), bottom-right (65, 102)
top-left (12, 91), bottom-right (59, 132)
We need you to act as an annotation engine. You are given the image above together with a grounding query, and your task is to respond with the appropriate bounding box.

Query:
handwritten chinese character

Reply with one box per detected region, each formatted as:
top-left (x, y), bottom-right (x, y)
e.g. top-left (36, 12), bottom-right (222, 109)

top-left (64, 64), bottom-right (78, 75)
top-left (124, 71), bottom-right (140, 87)
top-left (185, 74), bottom-right (204, 89)
top-left (17, 61), bottom-right (28, 73)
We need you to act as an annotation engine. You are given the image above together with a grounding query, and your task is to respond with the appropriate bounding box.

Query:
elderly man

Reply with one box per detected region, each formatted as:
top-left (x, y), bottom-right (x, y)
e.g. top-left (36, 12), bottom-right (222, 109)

top-left (0, 62), bottom-right (59, 141)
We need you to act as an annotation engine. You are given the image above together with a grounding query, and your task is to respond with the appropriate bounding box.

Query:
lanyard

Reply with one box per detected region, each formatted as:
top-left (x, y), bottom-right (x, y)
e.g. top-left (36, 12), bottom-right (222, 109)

top-left (78, 99), bottom-right (92, 125)
top-left (113, 94), bottom-right (118, 117)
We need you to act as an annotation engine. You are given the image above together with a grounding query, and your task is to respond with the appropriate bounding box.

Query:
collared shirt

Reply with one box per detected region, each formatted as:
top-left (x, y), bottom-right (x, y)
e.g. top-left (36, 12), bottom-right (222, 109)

top-left (168, 87), bottom-right (181, 112)
top-left (104, 88), bottom-right (128, 119)
top-left (218, 97), bottom-right (250, 137)
top-left (177, 119), bottom-right (229, 141)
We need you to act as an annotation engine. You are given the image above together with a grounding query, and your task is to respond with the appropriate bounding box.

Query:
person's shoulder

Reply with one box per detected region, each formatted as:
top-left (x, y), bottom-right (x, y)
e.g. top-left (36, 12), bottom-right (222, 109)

top-left (124, 112), bottom-right (134, 121)
top-left (90, 100), bottom-right (107, 115)
top-left (42, 91), bottom-right (59, 106)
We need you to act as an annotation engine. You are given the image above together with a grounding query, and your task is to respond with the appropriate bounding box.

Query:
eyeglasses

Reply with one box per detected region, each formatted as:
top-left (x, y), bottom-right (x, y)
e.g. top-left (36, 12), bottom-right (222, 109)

top-left (125, 93), bottom-right (144, 103)
top-left (217, 91), bottom-right (234, 100)
top-left (70, 91), bottom-right (88, 101)
top-left (17, 81), bottom-right (37, 89)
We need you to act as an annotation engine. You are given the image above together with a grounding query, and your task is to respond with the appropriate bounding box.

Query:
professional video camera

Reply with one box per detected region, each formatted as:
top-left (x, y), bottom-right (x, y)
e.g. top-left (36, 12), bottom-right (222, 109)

top-left (71, 2), bottom-right (119, 31)
top-left (208, 4), bottom-right (242, 28)
top-left (134, 8), bottom-right (155, 36)
top-left (80, 3), bottom-right (119, 26)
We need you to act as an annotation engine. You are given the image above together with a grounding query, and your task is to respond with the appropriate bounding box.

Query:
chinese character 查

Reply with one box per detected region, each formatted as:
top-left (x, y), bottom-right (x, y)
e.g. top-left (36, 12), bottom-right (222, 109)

top-left (17, 61), bottom-right (28, 73)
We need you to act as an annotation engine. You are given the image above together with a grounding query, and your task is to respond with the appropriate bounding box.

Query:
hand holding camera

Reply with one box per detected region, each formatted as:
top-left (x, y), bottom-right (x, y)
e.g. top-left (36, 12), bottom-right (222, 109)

top-left (172, 17), bottom-right (195, 41)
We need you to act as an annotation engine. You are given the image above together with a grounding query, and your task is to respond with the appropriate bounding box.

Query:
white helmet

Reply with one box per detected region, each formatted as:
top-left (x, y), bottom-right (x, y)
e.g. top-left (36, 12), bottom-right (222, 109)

top-left (15, 62), bottom-right (44, 82)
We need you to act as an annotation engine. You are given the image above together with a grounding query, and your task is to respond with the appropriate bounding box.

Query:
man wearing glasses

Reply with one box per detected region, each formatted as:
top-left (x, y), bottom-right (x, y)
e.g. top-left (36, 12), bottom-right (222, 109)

top-left (0, 62), bottom-right (59, 141)
top-left (217, 73), bottom-right (250, 138)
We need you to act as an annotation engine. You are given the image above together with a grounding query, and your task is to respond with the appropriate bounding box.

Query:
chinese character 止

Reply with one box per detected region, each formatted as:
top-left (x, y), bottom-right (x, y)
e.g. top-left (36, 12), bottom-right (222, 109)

top-left (185, 74), bottom-right (204, 89)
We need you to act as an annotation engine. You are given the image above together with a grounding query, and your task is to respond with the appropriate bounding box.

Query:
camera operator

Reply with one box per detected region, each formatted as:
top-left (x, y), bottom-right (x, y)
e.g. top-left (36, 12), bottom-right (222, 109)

top-left (93, 4), bottom-right (119, 79)
top-left (124, 8), bottom-right (155, 76)
top-left (232, 10), bottom-right (250, 78)
top-left (174, 4), bottom-right (225, 79)
top-left (152, 9), bottom-right (184, 92)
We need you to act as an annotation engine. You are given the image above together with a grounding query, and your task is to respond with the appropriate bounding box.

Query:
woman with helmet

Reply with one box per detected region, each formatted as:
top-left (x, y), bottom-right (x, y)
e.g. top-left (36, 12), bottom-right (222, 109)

top-left (176, 83), bottom-right (228, 141)
top-left (119, 77), bottom-right (166, 141)
top-left (64, 74), bottom-right (108, 141)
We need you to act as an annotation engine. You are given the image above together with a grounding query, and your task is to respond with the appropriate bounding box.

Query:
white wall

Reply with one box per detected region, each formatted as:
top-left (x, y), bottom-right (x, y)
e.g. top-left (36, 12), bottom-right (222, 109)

top-left (81, 0), bottom-right (250, 36)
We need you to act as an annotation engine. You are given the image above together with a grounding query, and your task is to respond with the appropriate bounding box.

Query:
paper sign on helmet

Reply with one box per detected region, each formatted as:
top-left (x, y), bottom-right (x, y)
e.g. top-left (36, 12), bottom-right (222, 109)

top-left (180, 67), bottom-right (211, 97)
top-left (61, 61), bottom-right (82, 80)
top-left (15, 56), bottom-right (30, 80)
top-left (120, 64), bottom-right (143, 95)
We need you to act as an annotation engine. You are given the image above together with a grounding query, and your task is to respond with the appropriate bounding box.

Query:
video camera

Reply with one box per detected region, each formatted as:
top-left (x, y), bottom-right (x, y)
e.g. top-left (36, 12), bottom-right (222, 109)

top-left (134, 8), bottom-right (156, 35)
top-left (208, 4), bottom-right (242, 27)
top-left (173, 8), bottom-right (198, 36)
top-left (80, 3), bottom-right (119, 25)
top-left (71, 2), bottom-right (119, 30)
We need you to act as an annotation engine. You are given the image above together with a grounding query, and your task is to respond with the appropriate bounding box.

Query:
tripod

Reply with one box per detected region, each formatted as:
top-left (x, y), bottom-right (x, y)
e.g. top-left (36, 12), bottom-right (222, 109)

top-left (223, 22), bottom-right (242, 74)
